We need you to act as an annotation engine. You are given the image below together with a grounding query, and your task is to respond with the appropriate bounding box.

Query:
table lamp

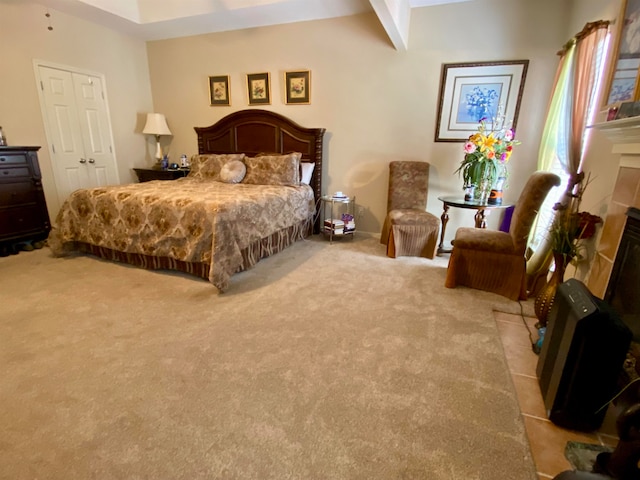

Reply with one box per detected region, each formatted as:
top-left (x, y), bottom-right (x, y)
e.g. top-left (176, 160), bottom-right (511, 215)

top-left (143, 113), bottom-right (172, 164)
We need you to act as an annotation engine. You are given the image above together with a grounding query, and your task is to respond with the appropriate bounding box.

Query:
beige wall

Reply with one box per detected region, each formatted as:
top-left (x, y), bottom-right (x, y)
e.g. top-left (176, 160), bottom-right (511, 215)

top-left (0, 2), bottom-right (153, 218)
top-left (146, 0), bottom-right (571, 236)
top-left (567, 0), bottom-right (619, 34)
top-left (3, 0), bottom-right (621, 241)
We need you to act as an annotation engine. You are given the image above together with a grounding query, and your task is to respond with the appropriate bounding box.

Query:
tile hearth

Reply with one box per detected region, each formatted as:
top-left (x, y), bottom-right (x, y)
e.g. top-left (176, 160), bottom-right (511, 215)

top-left (494, 310), bottom-right (619, 480)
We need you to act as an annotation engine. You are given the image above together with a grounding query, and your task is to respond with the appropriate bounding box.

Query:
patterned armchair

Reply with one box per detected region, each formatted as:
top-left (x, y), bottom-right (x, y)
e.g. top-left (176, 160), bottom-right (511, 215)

top-left (380, 161), bottom-right (440, 259)
top-left (444, 171), bottom-right (561, 300)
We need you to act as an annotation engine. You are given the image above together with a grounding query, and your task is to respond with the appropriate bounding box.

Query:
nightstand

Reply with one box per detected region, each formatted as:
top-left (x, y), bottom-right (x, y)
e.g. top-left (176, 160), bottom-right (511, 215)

top-left (133, 167), bottom-right (190, 182)
top-left (320, 195), bottom-right (356, 243)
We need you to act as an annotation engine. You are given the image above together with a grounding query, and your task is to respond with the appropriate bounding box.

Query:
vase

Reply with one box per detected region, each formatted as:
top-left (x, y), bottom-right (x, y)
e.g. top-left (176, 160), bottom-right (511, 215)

top-left (463, 184), bottom-right (475, 202)
top-left (488, 176), bottom-right (506, 205)
top-left (534, 251), bottom-right (569, 327)
top-left (473, 178), bottom-right (491, 203)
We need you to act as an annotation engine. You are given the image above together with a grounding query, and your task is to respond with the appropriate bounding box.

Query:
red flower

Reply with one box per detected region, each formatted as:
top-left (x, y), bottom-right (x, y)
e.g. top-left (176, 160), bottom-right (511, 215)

top-left (575, 211), bottom-right (602, 240)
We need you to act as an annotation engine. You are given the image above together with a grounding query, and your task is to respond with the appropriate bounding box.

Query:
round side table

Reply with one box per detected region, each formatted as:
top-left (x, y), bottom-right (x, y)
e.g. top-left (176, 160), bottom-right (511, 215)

top-left (436, 195), bottom-right (514, 255)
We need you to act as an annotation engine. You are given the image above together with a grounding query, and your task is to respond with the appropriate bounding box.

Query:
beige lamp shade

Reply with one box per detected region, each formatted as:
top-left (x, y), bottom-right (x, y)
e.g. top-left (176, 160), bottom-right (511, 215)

top-left (143, 113), bottom-right (172, 136)
top-left (142, 113), bottom-right (171, 161)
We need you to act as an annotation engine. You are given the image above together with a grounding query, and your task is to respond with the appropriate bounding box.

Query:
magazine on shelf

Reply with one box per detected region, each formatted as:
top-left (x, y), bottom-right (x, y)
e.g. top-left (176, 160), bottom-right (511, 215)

top-left (324, 218), bottom-right (345, 227)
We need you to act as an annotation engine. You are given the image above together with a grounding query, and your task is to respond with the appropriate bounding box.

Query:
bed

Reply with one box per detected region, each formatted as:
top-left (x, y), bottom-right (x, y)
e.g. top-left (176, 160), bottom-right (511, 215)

top-left (48, 109), bottom-right (326, 292)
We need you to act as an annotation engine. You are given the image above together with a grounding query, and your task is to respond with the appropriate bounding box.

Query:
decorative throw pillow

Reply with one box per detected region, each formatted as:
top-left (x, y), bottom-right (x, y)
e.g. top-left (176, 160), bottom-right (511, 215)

top-left (187, 153), bottom-right (246, 180)
top-left (242, 152), bottom-right (302, 186)
top-left (219, 160), bottom-right (247, 184)
top-left (301, 162), bottom-right (315, 185)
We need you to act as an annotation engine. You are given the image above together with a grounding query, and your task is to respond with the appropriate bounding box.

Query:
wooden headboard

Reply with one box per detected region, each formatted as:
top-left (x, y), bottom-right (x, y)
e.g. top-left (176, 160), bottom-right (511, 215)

top-left (194, 109), bottom-right (326, 233)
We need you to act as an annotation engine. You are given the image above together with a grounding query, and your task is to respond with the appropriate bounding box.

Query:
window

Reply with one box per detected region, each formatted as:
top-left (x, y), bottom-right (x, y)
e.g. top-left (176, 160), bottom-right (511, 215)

top-left (527, 31), bottom-right (610, 258)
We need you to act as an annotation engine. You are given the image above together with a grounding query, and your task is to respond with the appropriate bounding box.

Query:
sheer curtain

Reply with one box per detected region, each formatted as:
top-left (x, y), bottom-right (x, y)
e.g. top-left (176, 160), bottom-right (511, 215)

top-left (526, 21), bottom-right (609, 290)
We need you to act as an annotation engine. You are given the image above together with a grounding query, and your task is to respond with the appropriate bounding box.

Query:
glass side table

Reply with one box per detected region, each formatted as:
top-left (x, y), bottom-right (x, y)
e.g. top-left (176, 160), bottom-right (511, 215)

top-left (436, 195), bottom-right (514, 255)
top-left (320, 195), bottom-right (356, 243)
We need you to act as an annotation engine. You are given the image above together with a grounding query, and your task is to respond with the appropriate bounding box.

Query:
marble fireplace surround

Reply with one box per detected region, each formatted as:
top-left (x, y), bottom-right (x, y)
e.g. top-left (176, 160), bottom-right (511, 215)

top-left (587, 116), bottom-right (640, 299)
top-left (586, 117), bottom-right (640, 391)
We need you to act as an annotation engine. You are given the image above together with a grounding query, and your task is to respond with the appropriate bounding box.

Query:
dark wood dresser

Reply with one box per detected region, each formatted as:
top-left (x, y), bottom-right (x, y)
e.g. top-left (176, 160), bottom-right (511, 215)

top-left (0, 146), bottom-right (51, 254)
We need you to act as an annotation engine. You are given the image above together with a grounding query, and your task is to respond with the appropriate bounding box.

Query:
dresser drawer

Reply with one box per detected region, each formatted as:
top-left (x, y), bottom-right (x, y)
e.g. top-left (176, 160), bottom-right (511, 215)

top-left (0, 166), bottom-right (31, 179)
top-left (0, 205), bottom-right (48, 238)
top-left (0, 181), bottom-right (39, 206)
top-left (0, 153), bottom-right (28, 166)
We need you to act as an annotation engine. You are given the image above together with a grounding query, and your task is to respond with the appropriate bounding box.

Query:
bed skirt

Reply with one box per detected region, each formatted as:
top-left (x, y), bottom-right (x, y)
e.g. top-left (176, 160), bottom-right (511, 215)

top-left (69, 218), bottom-right (312, 288)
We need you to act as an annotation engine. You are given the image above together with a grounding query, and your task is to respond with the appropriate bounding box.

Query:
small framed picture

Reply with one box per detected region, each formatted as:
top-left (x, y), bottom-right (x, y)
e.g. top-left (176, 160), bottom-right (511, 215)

top-left (614, 100), bottom-right (640, 119)
top-left (246, 72), bottom-right (271, 105)
top-left (209, 75), bottom-right (230, 106)
top-left (285, 70), bottom-right (311, 105)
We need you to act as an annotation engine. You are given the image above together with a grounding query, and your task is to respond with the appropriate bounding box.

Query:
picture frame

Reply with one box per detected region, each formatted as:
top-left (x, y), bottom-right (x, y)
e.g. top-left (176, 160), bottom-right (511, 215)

top-left (209, 75), bottom-right (230, 106)
top-left (284, 70), bottom-right (311, 105)
top-left (603, 0), bottom-right (640, 108)
top-left (434, 60), bottom-right (529, 142)
top-left (246, 72), bottom-right (271, 105)
top-left (614, 100), bottom-right (640, 119)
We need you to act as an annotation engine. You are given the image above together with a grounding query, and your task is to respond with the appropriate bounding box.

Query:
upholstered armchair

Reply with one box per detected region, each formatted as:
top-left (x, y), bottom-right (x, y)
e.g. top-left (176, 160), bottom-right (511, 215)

top-left (444, 171), bottom-right (561, 300)
top-left (380, 161), bottom-right (440, 259)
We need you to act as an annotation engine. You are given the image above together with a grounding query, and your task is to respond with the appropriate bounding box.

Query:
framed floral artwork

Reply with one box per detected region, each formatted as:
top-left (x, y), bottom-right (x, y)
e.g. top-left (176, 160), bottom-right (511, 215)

top-left (434, 60), bottom-right (529, 142)
top-left (209, 75), bottom-right (230, 106)
top-left (603, 0), bottom-right (640, 108)
top-left (246, 72), bottom-right (271, 105)
top-left (285, 70), bottom-right (311, 105)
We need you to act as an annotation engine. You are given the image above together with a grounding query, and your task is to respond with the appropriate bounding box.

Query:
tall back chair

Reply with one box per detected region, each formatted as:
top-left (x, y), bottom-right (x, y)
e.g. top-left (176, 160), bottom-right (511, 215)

top-left (444, 171), bottom-right (561, 300)
top-left (380, 161), bottom-right (440, 259)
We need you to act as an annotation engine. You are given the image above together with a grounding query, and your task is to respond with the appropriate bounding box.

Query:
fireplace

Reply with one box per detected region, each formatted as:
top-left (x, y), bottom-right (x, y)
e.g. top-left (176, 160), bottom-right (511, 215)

top-left (605, 207), bottom-right (640, 340)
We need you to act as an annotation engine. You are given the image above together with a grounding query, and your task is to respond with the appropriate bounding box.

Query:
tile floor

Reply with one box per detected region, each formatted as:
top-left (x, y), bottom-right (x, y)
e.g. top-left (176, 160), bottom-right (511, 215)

top-left (494, 309), bottom-right (620, 480)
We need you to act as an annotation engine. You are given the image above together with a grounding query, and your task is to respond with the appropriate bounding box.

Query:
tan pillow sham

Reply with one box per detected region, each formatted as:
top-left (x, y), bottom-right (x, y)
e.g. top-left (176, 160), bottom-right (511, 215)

top-left (242, 152), bottom-right (302, 186)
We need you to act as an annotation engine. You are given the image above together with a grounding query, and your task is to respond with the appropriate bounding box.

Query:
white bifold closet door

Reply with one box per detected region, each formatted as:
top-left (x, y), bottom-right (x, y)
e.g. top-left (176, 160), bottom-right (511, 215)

top-left (36, 63), bottom-right (119, 206)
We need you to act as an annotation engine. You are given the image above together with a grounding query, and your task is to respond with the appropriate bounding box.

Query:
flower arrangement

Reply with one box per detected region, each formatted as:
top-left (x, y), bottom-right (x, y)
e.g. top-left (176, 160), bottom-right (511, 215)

top-left (533, 172), bottom-right (603, 328)
top-left (549, 172), bottom-right (602, 263)
top-left (455, 115), bottom-right (520, 194)
top-left (213, 84), bottom-right (226, 100)
top-left (291, 79), bottom-right (305, 95)
top-left (465, 86), bottom-right (499, 120)
top-left (252, 84), bottom-right (265, 99)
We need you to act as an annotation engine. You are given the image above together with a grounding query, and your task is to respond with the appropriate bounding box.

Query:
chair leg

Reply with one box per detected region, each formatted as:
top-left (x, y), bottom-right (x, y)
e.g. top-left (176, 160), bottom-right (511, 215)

top-left (386, 232), bottom-right (397, 258)
top-left (421, 231), bottom-right (438, 259)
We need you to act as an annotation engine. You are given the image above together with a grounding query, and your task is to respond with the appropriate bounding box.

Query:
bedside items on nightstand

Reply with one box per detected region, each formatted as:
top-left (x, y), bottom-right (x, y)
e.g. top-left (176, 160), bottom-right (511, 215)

top-left (133, 167), bottom-right (189, 182)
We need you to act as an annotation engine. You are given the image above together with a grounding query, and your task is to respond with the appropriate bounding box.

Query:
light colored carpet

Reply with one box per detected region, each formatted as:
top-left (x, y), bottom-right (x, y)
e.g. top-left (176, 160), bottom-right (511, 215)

top-left (0, 234), bottom-right (537, 480)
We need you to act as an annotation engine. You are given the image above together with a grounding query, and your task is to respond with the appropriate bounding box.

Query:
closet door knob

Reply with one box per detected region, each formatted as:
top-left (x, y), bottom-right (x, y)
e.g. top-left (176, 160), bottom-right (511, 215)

top-left (79, 158), bottom-right (87, 164)
top-left (88, 158), bottom-right (95, 164)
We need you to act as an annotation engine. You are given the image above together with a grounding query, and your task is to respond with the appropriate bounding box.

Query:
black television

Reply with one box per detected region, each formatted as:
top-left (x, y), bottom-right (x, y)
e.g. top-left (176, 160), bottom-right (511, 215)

top-left (537, 278), bottom-right (632, 432)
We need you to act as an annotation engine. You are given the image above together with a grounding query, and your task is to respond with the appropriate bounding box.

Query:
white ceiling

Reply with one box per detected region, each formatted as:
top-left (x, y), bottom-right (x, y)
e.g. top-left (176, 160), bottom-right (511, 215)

top-left (36, 0), bottom-right (473, 45)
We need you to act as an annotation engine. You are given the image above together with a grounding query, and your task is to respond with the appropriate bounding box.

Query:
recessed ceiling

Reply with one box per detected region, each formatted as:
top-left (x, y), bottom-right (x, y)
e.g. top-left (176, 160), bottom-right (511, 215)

top-left (36, 0), bottom-right (473, 43)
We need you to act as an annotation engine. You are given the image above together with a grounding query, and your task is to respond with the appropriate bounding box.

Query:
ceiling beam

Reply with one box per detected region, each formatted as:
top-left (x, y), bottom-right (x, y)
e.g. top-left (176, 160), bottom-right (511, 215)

top-left (369, 0), bottom-right (411, 51)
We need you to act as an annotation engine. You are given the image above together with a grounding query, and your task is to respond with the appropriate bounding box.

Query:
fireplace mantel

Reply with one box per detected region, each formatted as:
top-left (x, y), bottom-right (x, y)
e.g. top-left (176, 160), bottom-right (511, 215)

top-left (590, 116), bottom-right (640, 155)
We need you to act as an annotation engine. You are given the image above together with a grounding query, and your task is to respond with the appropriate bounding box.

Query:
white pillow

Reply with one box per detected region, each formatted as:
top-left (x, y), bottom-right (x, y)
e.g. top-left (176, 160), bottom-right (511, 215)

top-left (219, 160), bottom-right (247, 184)
top-left (301, 162), bottom-right (315, 185)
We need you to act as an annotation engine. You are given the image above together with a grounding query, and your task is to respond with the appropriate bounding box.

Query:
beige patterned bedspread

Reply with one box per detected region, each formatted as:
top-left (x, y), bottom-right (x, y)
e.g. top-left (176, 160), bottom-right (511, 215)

top-left (48, 178), bottom-right (315, 291)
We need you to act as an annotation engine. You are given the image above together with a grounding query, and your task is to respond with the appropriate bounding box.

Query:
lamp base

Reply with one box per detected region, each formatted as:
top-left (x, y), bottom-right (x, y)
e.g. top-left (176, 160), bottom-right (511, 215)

top-left (154, 138), bottom-right (163, 162)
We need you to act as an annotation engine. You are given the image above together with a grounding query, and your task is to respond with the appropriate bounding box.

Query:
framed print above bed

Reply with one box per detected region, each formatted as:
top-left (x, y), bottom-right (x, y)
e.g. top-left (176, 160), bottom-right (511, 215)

top-left (247, 72), bottom-right (271, 105)
top-left (434, 60), bottom-right (529, 142)
top-left (209, 75), bottom-right (230, 106)
top-left (284, 70), bottom-right (311, 105)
